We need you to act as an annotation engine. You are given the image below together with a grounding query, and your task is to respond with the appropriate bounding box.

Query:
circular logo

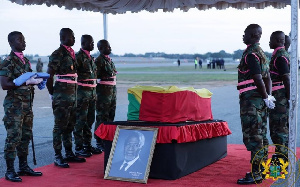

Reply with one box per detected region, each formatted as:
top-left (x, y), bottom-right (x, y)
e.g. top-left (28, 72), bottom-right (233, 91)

top-left (251, 144), bottom-right (300, 186)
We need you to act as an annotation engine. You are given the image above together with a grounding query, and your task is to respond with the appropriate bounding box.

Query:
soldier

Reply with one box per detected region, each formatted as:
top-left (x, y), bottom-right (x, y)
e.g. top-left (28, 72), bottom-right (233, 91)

top-left (236, 24), bottom-right (275, 185)
top-left (36, 58), bottom-right (43, 72)
top-left (268, 31), bottom-right (290, 161)
top-left (46, 28), bottom-right (85, 168)
top-left (94, 39), bottom-right (117, 152)
top-left (0, 31), bottom-right (43, 182)
top-left (74, 35), bottom-right (102, 157)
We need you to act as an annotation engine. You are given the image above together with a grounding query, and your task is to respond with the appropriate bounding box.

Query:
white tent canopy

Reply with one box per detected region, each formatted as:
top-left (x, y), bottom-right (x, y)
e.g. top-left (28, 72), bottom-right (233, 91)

top-left (10, 0), bottom-right (291, 14)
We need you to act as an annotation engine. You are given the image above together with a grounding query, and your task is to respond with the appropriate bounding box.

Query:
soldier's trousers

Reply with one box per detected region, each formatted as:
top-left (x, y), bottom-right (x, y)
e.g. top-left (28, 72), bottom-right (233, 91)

top-left (52, 95), bottom-right (76, 151)
top-left (269, 88), bottom-right (289, 158)
top-left (240, 95), bottom-right (269, 166)
top-left (3, 98), bottom-right (33, 160)
top-left (95, 84), bottom-right (117, 142)
top-left (74, 88), bottom-right (96, 148)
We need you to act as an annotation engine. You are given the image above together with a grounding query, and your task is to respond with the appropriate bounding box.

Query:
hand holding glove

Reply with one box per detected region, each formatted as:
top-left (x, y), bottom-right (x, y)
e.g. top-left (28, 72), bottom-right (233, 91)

top-left (263, 95), bottom-right (276, 109)
top-left (26, 75), bottom-right (43, 85)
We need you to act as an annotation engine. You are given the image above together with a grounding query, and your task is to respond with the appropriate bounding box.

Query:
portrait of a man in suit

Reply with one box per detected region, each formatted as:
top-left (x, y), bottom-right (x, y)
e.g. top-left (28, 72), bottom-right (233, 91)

top-left (109, 130), bottom-right (147, 179)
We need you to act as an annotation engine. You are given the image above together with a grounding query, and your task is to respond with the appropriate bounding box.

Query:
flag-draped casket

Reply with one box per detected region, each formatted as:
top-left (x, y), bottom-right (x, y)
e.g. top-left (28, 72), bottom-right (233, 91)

top-left (127, 85), bottom-right (213, 123)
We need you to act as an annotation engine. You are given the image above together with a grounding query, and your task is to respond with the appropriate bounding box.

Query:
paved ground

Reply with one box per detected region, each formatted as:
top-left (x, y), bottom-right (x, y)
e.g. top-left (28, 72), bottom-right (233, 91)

top-left (0, 63), bottom-right (299, 186)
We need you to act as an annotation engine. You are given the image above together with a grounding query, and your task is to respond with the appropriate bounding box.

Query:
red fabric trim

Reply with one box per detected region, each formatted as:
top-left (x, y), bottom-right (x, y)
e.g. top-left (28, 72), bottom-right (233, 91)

top-left (95, 121), bottom-right (232, 144)
top-left (139, 91), bottom-right (213, 123)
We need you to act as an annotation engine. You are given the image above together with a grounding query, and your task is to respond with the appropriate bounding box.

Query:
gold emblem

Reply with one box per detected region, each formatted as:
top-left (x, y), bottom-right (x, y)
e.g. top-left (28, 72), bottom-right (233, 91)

top-left (262, 157), bottom-right (288, 180)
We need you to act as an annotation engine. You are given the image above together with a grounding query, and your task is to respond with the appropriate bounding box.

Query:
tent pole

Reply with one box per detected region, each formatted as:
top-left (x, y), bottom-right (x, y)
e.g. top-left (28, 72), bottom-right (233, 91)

top-left (103, 13), bottom-right (108, 40)
top-left (288, 0), bottom-right (298, 186)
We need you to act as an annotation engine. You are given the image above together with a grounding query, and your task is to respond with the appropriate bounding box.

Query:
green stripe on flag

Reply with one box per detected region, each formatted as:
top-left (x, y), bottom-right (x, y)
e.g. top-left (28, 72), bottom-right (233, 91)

top-left (127, 93), bottom-right (141, 120)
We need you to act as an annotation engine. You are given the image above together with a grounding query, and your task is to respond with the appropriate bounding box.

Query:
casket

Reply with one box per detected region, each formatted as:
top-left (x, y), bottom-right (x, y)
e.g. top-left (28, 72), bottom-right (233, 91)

top-left (127, 85), bottom-right (213, 123)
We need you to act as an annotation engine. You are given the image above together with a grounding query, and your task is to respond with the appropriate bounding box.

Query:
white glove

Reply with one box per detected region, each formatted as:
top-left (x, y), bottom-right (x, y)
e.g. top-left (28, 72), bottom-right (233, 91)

top-left (26, 75), bottom-right (43, 85)
top-left (263, 95), bottom-right (276, 109)
top-left (49, 94), bottom-right (53, 100)
top-left (268, 95), bottom-right (276, 102)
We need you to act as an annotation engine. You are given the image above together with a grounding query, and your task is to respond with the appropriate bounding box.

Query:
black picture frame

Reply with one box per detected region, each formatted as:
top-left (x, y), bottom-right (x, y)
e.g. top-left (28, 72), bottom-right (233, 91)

top-left (104, 125), bottom-right (158, 183)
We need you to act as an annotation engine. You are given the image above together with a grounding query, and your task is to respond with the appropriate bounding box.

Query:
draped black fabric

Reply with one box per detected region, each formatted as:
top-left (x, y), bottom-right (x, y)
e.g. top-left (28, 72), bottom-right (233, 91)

top-left (104, 136), bottom-right (227, 180)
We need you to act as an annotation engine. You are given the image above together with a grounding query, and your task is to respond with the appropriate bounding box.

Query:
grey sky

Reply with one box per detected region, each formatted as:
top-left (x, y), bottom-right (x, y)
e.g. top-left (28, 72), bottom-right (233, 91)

top-left (0, 0), bottom-right (292, 56)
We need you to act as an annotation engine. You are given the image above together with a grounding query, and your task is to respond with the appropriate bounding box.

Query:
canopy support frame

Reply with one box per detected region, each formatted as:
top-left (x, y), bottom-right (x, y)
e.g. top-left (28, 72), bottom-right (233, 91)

top-left (288, 0), bottom-right (299, 186)
top-left (103, 13), bottom-right (108, 40)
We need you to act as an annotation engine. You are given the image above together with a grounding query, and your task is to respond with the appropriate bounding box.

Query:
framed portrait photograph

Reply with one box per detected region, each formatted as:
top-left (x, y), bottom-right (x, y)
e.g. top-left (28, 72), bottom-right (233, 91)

top-left (104, 125), bottom-right (158, 183)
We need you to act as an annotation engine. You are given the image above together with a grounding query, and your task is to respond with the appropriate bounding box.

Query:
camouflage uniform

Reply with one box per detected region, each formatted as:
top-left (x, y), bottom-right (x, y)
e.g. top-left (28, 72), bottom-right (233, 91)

top-left (48, 45), bottom-right (77, 152)
top-left (74, 49), bottom-right (97, 149)
top-left (269, 47), bottom-right (290, 158)
top-left (95, 54), bottom-right (117, 145)
top-left (36, 60), bottom-right (43, 72)
top-left (237, 43), bottom-right (269, 168)
top-left (0, 52), bottom-right (34, 161)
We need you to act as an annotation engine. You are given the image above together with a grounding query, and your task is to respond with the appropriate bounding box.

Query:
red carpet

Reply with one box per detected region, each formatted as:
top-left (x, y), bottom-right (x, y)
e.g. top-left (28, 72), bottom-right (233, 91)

top-left (0, 144), bottom-right (299, 187)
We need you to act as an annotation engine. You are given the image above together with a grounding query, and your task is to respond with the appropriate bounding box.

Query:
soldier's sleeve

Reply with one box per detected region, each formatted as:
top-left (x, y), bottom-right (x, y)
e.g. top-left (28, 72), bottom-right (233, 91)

top-left (75, 53), bottom-right (82, 70)
top-left (48, 51), bottom-right (61, 72)
top-left (112, 61), bottom-right (117, 72)
top-left (275, 56), bottom-right (290, 75)
top-left (76, 54), bottom-right (81, 71)
top-left (246, 54), bottom-right (261, 75)
top-left (0, 58), bottom-right (14, 79)
top-left (92, 56), bottom-right (97, 73)
top-left (95, 57), bottom-right (103, 78)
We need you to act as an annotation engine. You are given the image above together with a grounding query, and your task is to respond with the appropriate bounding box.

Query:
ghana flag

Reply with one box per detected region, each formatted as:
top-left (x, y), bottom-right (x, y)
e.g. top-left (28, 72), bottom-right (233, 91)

top-left (127, 85), bottom-right (213, 123)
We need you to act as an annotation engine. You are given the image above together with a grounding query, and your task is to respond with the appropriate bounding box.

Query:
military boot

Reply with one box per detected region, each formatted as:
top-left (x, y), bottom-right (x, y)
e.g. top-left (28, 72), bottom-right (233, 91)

top-left (237, 172), bottom-right (263, 185)
top-left (237, 164), bottom-right (263, 185)
top-left (261, 156), bottom-right (268, 179)
top-left (84, 144), bottom-right (102, 155)
top-left (5, 159), bottom-right (22, 182)
top-left (18, 156), bottom-right (42, 176)
top-left (65, 149), bottom-right (86, 163)
top-left (75, 146), bottom-right (92, 158)
top-left (54, 150), bottom-right (69, 168)
top-left (95, 139), bottom-right (105, 153)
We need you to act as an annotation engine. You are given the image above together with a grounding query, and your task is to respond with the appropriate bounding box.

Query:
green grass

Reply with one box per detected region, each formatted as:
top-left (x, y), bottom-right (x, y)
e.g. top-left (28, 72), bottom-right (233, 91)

top-left (117, 64), bottom-right (238, 72)
top-left (118, 74), bottom-right (237, 83)
top-left (117, 64), bottom-right (238, 84)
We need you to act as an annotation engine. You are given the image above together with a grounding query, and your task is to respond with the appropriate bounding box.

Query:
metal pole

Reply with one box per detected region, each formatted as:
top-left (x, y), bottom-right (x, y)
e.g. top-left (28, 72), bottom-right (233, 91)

top-left (103, 13), bottom-right (108, 40)
top-left (288, 0), bottom-right (298, 186)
